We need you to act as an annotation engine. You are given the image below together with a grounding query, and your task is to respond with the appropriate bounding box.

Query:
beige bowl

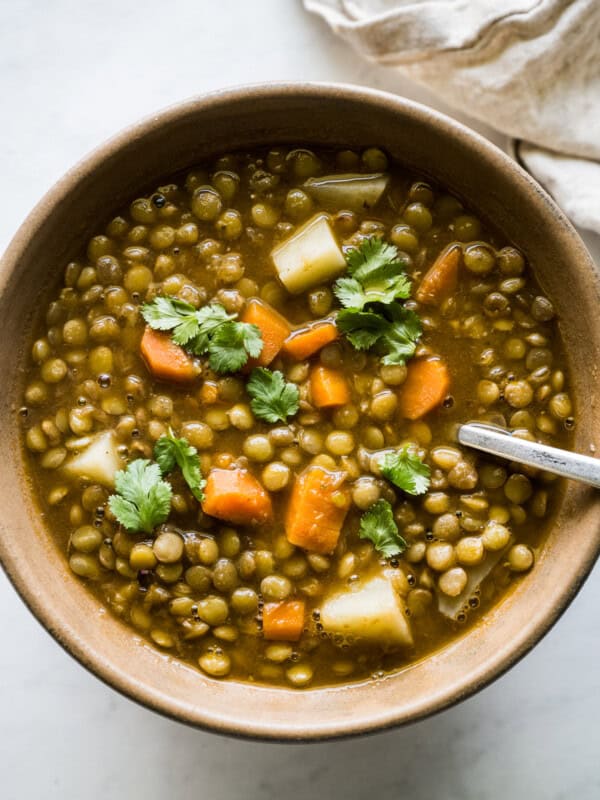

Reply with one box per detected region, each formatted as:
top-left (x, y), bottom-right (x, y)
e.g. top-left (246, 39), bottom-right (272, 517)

top-left (1, 83), bottom-right (599, 740)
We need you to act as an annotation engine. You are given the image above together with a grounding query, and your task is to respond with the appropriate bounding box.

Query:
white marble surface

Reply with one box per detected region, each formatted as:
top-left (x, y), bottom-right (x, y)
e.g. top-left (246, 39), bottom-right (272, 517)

top-left (1, 1), bottom-right (599, 797)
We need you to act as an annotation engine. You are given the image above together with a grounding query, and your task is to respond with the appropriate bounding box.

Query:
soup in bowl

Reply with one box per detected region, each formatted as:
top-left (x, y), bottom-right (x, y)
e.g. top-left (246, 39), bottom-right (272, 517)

top-left (1, 84), bottom-right (599, 738)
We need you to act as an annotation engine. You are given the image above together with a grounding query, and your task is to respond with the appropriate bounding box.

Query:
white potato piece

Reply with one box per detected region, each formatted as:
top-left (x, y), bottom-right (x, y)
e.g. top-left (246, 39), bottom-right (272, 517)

top-left (320, 574), bottom-right (413, 648)
top-left (63, 430), bottom-right (122, 488)
top-left (303, 172), bottom-right (390, 212)
top-left (437, 540), bottom-right (513, 620)
top-left (271, 213), bottom-right (346, 294)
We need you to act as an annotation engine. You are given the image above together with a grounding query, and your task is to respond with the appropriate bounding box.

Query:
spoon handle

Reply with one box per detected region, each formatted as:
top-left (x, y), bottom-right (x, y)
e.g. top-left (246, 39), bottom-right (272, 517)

top-left (458, 422), bottom-right (600, 489)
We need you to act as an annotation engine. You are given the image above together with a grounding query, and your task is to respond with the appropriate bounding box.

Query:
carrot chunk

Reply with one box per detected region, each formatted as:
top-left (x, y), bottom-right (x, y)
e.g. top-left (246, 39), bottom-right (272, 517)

top-left (240, 299), bottom-right (290, 367)
top-left (397, 357), bottom-right (450, 420)
top-left (283, 320), bottom-right (339, 360)
top-left (416, 244), bottom-right (462, 306)
top-left (285, 466), bottom-right (350, 554)
top-left (202, 468), bottom-right (273, 525)
top-left (140, 327), bottom-right (197, 383)
top-left (263, 600), bottom-right (306, 642)
top-left (310, 365), bottom-right (351, 408)
top-left (199, 380), bottom-right (219, 405)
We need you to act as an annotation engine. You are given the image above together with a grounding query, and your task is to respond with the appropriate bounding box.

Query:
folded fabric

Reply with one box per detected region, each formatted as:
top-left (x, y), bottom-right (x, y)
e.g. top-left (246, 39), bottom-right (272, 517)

top-left (304, 0), bottom-right (600, 233)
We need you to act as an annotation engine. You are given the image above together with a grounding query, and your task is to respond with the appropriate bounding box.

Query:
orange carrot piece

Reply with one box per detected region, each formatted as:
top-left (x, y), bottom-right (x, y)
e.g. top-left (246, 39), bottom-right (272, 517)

top-left (285, 466), bottom-right (350, 554)
top-left (140, 327), bottom-right (197, 383)
top-left (416, 244), bottom-right (462, 306)
top-left (199, 380), bottom-right (219, 405)
top-left (310, 365), bottom-right (351, 408)
top-left (263, 600), bottom-right (306, 641)
top-left (283, 320), bottom-right (339, 360)
top-left (240, 298), bottom-right (290, 367)
top-left (202, 468), bottom-right (273, 525)
top-left (397, 357), bottom-right (450, 420)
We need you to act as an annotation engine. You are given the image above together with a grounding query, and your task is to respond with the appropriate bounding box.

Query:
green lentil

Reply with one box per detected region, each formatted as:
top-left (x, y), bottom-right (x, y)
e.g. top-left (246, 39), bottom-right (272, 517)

top-left (197, 596), bottom-right (229, 626)
top-left (199, 651), bottom-right (231, 677)
top-left (153, 532), bottom-right (184, 563)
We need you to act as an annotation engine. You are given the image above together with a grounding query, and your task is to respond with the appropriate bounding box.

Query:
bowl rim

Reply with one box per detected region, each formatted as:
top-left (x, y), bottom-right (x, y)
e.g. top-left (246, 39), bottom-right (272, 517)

top-left (1, 81), bottom-right (598, 741)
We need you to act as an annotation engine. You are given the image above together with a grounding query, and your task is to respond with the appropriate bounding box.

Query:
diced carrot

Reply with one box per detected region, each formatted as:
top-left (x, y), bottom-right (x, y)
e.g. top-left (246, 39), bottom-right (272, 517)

top-left (283, 320), bottom-right (339, 360)
top-left (310, 365), bottom-right (350, 408)
top-left (140, 327), bottom-right (197, 383)
top-left (397, 357), bottom-right (450, 420)
top-left (263, 600), bottom-right (306, 642)
top-left (240, 298), bottom-right (290, 367)
top-left (285, 466), bottom-right (350, 554)
top-left (202, 468), bottom-right (273, 525)
top-left (199, 380), bottom-right (219, 405)
top-left (416, 244), bottom-right (462, 306)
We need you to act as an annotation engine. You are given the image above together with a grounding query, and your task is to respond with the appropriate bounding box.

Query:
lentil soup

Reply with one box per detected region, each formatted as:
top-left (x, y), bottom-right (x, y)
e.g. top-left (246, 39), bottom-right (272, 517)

top-left (20, 145), bottom-right (572, 688)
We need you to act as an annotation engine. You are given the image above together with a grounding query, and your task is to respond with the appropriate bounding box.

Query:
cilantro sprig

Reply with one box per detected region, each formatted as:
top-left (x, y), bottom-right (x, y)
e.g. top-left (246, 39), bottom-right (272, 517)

top-left (154, 429), bottom-right (206, 501)
top-left (334, 237), bottom-right (422, 366)
top-left (379, 446), bottom-right (431, 496)
top-left (208, 321), bottom-right (263, 373)
top-left (246, 368), bottom-right (300, 423)
top-left (336, 306), bottom-right (421, 366)
top-left (334, 238), bottom-right (412, 310)
top-left (108, 430), bottom-right (207, 533)
top-left (141, 297), bottom-right (263, 373)
top-left (108, 460), bottom-right (172, 534)
top-left (358, 499), bottom-right (407, 557)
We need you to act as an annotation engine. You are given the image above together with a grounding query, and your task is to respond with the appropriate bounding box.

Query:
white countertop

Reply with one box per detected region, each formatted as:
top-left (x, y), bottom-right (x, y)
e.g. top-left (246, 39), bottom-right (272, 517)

top-left (1, 2), bottom-right (599, 797)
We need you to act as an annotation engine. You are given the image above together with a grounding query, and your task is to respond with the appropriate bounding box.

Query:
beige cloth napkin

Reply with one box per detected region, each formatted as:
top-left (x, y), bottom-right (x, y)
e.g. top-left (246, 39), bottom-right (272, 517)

top-left (304, 0), bottom-right (600, 234)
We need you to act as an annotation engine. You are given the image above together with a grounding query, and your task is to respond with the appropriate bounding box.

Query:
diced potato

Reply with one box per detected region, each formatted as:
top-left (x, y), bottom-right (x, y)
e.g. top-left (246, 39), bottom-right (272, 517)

top-left (320, 574), bottom-right (413, 647)
top-left (63, 430), bottom-right (122, 488)
top-left (271, 213), bottom-right (346, 294)
top-left (303, 173), bottom-right (390, 212)
top-left (437, 540), bottom-right (513, 620)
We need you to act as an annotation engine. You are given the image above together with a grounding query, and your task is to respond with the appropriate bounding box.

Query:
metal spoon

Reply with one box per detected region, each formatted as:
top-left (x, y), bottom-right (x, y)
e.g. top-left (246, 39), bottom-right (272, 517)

top-left (458, 422), bottom-right (600, 489)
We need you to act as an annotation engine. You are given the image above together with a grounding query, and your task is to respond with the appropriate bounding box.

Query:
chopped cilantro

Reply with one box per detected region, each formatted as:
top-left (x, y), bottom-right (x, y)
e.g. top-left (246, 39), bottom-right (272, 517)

top-left (334, 237), bottom-right (412, 310)
top-left (108, 460), bottom-right (172, 534)
top-left (358, 499), bottom-right (407, 557)
top-left (333, 236), bottom-right (421, 365)
top-left (154, 429), bottom-right (206, 501)
top-left (246, 368), bottom-right (300, 423)
top-left (207, 320), bottom-right (263, 374)
top-left (379, 446), bottom-right (431, 496)
top-left (141, 297), bottom-right (263, 373)
top-left (336, 306), bottom-right (421, 365)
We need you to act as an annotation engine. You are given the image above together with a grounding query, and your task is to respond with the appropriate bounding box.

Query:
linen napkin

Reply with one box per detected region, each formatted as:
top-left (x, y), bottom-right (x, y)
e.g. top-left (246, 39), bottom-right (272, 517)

top-left (304, 0), bottom-right (600, 234)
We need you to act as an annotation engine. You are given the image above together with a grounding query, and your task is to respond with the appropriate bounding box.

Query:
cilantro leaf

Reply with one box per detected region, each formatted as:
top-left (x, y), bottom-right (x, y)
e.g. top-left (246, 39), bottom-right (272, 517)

top-left (108, 459), bottom-right (172, 534)
top-left (180, 304), bottom-right (235, 353)
top-left (336, 306), bottom-right (422, 365)
top-left (141, 296), bottom-right (197, 332)
top-left (170, 314), bottom-right (206, 348)
top-left (336, 309), bottom-right (388, 350)
top-left (333, 277), bottom-right (368, 310)
top-left (379, 446), bottom-right (431, 496)
top-left (335, 238), bottom-right (412, 311)
top-left (335, 237), bottom-right (412, 311)
top-left (333, 236), bottom-right (421, 365)
top-left (358, 499), bottom-right (407, 557)
top-left (208, 321), bottom-right (263, 373)
top-left (379, 307), bottom-right (422, 366)
top-left (334, 273), bottom-right (411, 310)
top-left (154, 429), bottom-right (206, 501)
top-left (346, 238), bottom-right (408, 283)
top-left (140, 296), bottom-right (262, 373)
top-left (247, 368), bottom-right (300, 423)
top-left (142, 298), bottom-right (235, 353)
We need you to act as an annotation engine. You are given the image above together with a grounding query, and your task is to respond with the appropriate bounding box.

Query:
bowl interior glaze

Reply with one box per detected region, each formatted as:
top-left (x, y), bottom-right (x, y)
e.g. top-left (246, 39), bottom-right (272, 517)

top-left (1, 83), bottom-right (599, 740)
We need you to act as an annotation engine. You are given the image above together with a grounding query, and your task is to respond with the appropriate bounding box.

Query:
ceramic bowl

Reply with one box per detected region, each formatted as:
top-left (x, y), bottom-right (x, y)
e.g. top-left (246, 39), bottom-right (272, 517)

top-left (1, 83), bottom-right (598, 740)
